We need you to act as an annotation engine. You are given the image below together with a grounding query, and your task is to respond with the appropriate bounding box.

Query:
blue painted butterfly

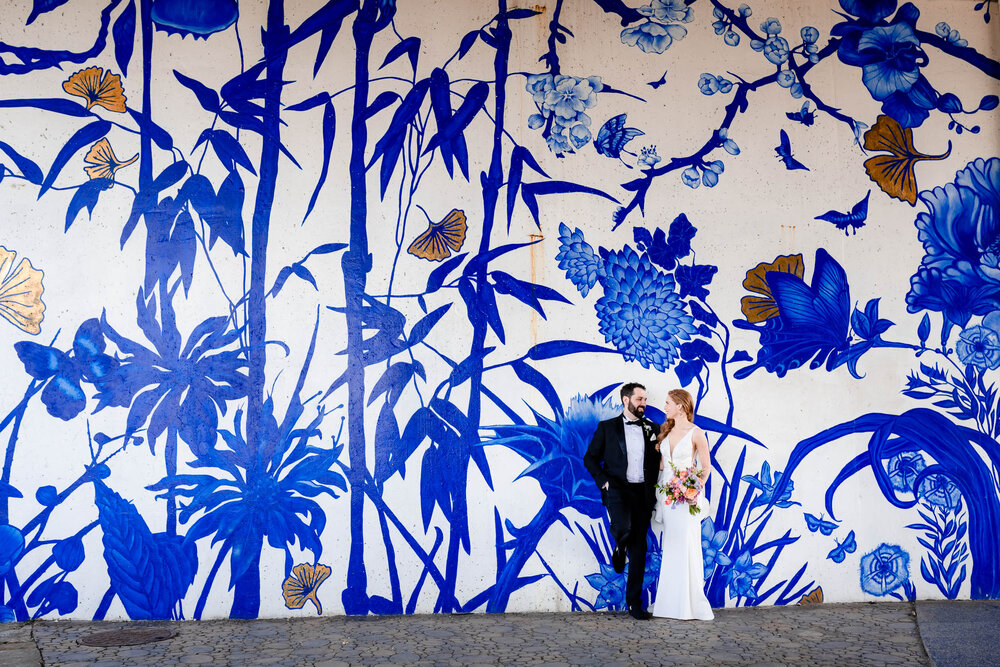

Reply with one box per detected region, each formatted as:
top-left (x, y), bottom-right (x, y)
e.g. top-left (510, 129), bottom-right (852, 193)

top-left (594, 113), bottom-right (644, 166)
top-left (786, 101), bottom-right (815, 126)
top-left (804, 512), bottom-right (838, 536)
top-left (827, 530), bottom-right (857, 563)
top-left (815, 191), bottom-right (870, 236)
top-left (647, 70), bottom-right (668, 89)
top-left (775, 129), bottom-right (809, 171)
top-left (734, 248), bottom-right (851, 379)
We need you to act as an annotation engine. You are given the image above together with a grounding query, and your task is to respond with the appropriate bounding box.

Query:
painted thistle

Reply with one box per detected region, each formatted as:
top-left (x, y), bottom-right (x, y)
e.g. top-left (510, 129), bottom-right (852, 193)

top-left (282, 563), bottom-right (332, 614)
top-left (62, 67), bottom-right (127, 113)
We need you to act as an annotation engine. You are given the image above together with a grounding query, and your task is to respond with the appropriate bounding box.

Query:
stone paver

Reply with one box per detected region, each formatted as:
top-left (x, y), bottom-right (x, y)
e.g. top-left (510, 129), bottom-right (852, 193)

top-left (0, 602), bottom-right (941, 667)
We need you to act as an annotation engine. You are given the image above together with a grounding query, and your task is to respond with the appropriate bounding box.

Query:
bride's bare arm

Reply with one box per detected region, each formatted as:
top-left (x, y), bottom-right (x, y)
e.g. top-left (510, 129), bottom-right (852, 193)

top-left (694, 429), bottom-right (712, 483)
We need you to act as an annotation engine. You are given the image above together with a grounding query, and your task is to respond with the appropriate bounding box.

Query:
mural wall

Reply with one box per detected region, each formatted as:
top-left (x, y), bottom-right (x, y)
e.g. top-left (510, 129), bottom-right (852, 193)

top-left (0, 0), bottom-right (997, 620)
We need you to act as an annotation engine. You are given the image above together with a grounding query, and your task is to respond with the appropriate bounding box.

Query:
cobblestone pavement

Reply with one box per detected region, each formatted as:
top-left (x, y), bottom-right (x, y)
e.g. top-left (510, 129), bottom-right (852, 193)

top-left (0, 601), bottom-right (942, 666)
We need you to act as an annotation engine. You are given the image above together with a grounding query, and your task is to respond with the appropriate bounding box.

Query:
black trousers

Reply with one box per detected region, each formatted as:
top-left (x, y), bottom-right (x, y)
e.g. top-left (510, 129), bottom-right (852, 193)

top-left (605, 481), bottom-right (651, 610)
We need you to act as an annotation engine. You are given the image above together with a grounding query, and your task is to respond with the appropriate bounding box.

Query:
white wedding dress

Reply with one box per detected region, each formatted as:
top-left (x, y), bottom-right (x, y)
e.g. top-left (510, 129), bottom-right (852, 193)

top-left (651, 427), bottom-right (714, 620)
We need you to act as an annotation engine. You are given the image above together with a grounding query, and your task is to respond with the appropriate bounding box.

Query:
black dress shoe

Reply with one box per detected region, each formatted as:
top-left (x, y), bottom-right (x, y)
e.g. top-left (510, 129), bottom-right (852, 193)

top-left (628, 607), bottom-right (652, 620)
top-left (611, 546), bottom-right (626, 574)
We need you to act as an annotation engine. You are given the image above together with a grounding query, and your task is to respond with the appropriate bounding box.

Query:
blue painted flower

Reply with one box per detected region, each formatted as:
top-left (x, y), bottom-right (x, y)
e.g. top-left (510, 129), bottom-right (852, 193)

top-left (724, 31), bottom-right (740, 47)
top-left (801, 26), bottom-right (820, 43)
top-left (594, 245), bottom-right (698, 371)
top-left (544, 75), bottom-right (602, 120)
top-left (906, 158), bottom-right (1000, 328)
top-left (586, 562), bottom-right (627, 609)
top-left (742, 461), bottom-right (797, 510)
top-left (151, 0), bottom-right (238, 39)
top-left (14, 319), bottom-right (120, 420)
top-left (763, 36), bottom-right (790, 64)
top-left (719, 128), bottom-right (740, 155)
top-left (638, 0), bottom-right (693, 23)
top-left (839, 0), bottom-right (897, 23)
top-left (856, 24), bottom-right (924, 100)
top-left (643, 549), bottom-right (662, 592)
top-left (486, 394), bottom-right (620, 520)
top-left (638, 146), bottom-right (661, 168)
top-left (860, 543), bottom-right (910, 596)
top-left (956, 325), bottom-right (1000, 370)
top-left (727, 551), bottom-right (767, 599)
top-left (885, 451), bottom-right (926, 491)
top-left (777, 70), bottom-right (797, 88)
top-left (702, 518), bottom-right (732, 579)
top-left (698, 73), bottom-right (720, 95)
top-left (917, 474), bottom-right (963, 512)
top-left (568, 122), bottom-right (592, 150)
top-left (556, 223), bottom-right (600, 297)
top-left (682, 167), bottom-right (701, 189)
top-left (526, 73), bottom-right (554, 108)
top-left (621, 21), bottom-right (688, 54)
top-left (760, 17), bottom-right (782, 35)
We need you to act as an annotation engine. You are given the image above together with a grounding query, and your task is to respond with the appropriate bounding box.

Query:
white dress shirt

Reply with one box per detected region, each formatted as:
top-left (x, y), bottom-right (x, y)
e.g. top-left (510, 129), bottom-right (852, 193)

top-left (623, 415), bottom-right (645, 483)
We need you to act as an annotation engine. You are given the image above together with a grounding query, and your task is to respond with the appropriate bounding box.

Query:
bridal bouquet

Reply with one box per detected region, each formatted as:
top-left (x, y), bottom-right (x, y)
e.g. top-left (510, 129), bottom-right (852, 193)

top-left (657, 462), bottom-right (703, 516)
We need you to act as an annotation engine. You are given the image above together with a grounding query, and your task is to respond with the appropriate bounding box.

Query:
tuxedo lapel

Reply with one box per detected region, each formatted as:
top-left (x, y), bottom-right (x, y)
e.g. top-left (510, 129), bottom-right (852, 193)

top-left (614, 416), bottom-right (627, 459)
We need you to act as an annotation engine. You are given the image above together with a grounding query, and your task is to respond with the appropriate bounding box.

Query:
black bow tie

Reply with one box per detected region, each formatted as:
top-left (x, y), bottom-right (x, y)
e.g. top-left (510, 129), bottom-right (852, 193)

top-left (625, 419), bottom-right (643, 426)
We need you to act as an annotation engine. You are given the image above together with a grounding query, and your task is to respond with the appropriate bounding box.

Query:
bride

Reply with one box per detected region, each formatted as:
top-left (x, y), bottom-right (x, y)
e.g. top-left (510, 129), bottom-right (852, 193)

top-left (651, 389), bottom-right (714, 621)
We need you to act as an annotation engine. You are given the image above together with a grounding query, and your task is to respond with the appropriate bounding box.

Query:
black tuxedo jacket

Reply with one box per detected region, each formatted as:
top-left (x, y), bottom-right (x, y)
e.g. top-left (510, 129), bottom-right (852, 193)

top-left (583, 415), bottom-right (661, 509)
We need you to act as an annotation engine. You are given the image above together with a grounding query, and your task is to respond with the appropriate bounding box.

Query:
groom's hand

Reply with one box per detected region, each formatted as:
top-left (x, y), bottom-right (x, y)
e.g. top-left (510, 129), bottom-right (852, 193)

top-left (602, 482), bottom-right (609, 491)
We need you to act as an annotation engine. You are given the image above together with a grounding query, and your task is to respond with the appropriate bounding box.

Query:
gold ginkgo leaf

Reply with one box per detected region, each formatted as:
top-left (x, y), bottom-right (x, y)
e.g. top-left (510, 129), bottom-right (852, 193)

top-left (0, 246), bottom-right (45, 335)
top-left (62, 67), bottom-right (128, 113)
top-left (407, 209), bottom-right (468, 261)
top-left (282, 563), bottom-right (332, 615)
top-left (84, 138), bottom-right (138, 182)
top-left (740, 254), bottom-right (804, 323)
top-left (863, 115), bottom-right (951, 206)
top-left (798, 585), bottom-right (824, 605)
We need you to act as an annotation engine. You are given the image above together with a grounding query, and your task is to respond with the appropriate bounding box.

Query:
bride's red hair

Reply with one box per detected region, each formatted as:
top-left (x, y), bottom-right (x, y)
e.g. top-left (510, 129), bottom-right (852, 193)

top-left (656, 389), bottom-right (695, 446)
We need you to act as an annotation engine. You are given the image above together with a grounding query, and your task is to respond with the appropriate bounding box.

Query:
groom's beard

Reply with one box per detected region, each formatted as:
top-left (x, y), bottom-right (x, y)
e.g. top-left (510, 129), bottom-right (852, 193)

top-left (626, 400), bottom-right (645, 418)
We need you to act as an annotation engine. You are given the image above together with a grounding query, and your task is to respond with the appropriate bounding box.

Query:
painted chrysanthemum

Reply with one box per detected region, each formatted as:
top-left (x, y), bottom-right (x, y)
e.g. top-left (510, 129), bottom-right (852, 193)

top-left (62, 67), bottom-right (127, 113)
top-left (282, 563), bottom-right (331, 614)
top-left (739, 254), bottom-right (804, 323)
top-left (556, 223), bottom-right (600, 297)
top-left (84, 139), bottom-right (138, 182)
top-left (0, 246), bottom-right (45, 335)
top-left (594, 245), bottom-right (697, 371)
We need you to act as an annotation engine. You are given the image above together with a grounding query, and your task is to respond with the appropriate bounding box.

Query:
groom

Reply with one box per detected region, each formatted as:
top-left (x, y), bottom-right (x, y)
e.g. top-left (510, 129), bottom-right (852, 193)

top-left (584, 382), bottom-right (661, 620)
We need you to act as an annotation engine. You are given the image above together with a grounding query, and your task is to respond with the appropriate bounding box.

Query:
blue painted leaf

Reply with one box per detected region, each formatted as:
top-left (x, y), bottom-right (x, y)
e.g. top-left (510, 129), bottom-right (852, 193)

top-left (65, 179), bottom-right (109, 231)
top-left (458, 30), bottom-right (478, 59)
top-left (374, 403), bottom-right (402, 483)
top-left (689, 300), bottom-right (718, 328)
top-left (500, 8), bottom-right (541, 19)
top-left (0, 98), bottom-right (90, 117)
top-left (506, 146), bottom-right (525, 224)
top-left (464, 240), bottom-right (538, 276)
top-left (305, 242), bottom-right (347, 257)
top-left (675, 359), bottom-right (703, 387)
top-left (304, 101), bottom-right (335, 223)
top-left (423, 82), bottom-right (488, 154)
top-left (40, 120), bottom-right (111, 197)
top-left (0, 483), bottom-right (22, 501)
top-left (526, 340), bottom-right (615, 361)
top-left (0, 140), bottom-right (43, 184)
top-left (979, 95), bottom-right (999, 111)
top-left (368, 79), bottom-right (429, 196)
top-left (520, 180), bottom-right (619, 227)
top-left (936, 93), bottom-right (963, 114)
top-left (94, 482), bottom-right (197, 620)
top-left (287, 92), bottom-right (331, 112)
top-left (368, 362), bottom-right (418, 408)
top-left (126, 108), bottom-right (174, 150)
top-left (53, 536), bottom-right (85, 572)
top-left (35, 485), bottom-right (58, 506)
top-left (112, 0), bottom-right (136, 76)
top-left (395, 407), bottom-right (437, 481)
top-left (209, 130), bottom-right (256, 174)
top-left (491, 270), bottom-right (571, 318)
top-left (482, 283), bottom-right (504, 343)
top-left (365, 91), bottom-right (399, 120)
top-left (173, 70), bottom-right (220, 114)
top-left (512, 360), bottom-right (563, 418)
top-left (26, 0), bottom-right (72, 24)
top-left (291, 264), bottom-right (318, 290)
top-left (450, 346), bottom-right (496, 387)
top-left (425, 252), bottom-right (467, 294)
top-left (0, 525), bottom-right (25, 575)
top-left (381, 36), bottom-right (421, 71)
top-left (409, 304), bottom-right (452, 346)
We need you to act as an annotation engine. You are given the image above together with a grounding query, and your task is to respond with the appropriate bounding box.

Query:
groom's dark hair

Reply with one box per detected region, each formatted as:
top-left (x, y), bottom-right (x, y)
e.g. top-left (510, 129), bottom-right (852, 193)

top-left (620, 382), bottom-right (645, 401)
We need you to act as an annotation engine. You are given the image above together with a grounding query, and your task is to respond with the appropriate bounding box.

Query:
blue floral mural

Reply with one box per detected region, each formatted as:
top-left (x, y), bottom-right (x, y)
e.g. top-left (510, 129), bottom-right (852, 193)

top-left (0, 0), bottom-right (996, 622)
